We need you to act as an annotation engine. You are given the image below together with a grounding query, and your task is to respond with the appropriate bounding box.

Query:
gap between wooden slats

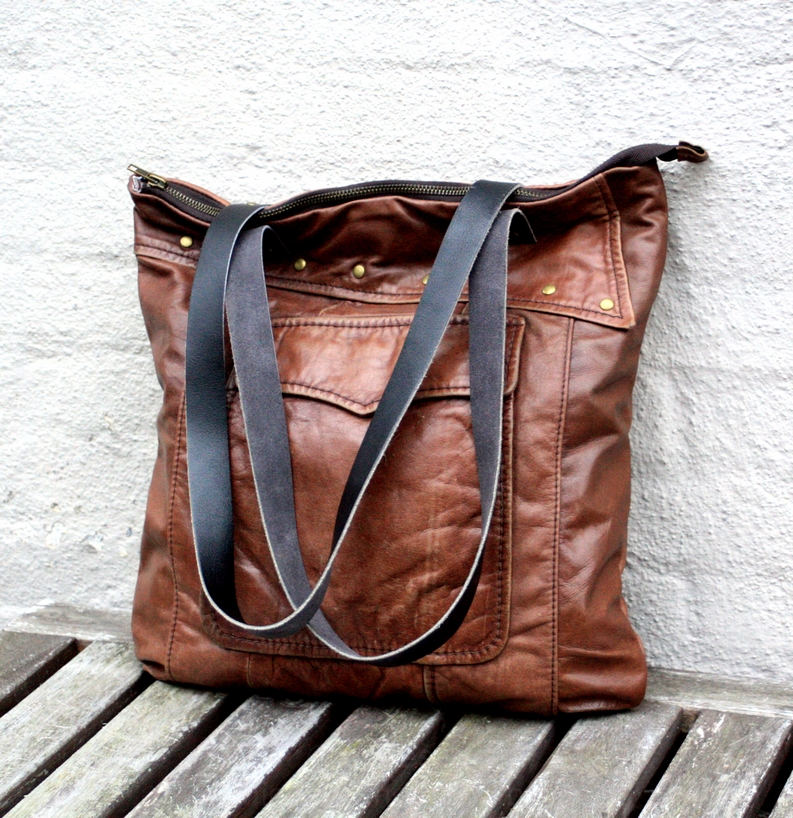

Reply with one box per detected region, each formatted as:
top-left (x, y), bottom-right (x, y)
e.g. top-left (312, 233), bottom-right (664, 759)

top-left (126, 696), bottom-right (342, 818)
top-left (0, 631), bottom-right (77, 717)
top-left (257, 705), bottom-right (449, 818)
top-left (769, 764), bottom-right (793, 817)
top-left (4, 681), bottom-right (232, 818)
top-left (640, 709), bottom-right (793, 818)
top-left (0, 640), bottom-right (147, 815)
top-left (508, 701), bottom-right (682, 818)
top-left (379, 711), bottom-right (555, 818)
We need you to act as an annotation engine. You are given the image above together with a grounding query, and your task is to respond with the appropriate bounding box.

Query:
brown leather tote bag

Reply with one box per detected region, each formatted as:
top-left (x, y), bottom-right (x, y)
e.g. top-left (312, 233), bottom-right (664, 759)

top-left (129, 142), bottom-right (707, 715)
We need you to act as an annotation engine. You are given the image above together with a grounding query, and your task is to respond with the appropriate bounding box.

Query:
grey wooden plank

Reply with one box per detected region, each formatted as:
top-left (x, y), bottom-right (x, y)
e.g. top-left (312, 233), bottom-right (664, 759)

top-left (0, 640), bottom-right (147, 813)
top-left (770, 769), bottom-right (793, 816)
top-left (127, 696), bottom-right (338, 818)
top-left (5, 681), bottom-right (229, 818)
top-left (0, 631), bottom-right (77, 716)
top-left (641, 709), bottom-right (793, 818)
top-left (6, 604), bottom-right (132, 646)
top-left (380, 712), bottom-right (555, 818)
top-left (258, 705), bottom-right (447, 818)
top-left (508, 701), bottom-right (682, 818)
top-left (647, 667), bottom-right (793, 721)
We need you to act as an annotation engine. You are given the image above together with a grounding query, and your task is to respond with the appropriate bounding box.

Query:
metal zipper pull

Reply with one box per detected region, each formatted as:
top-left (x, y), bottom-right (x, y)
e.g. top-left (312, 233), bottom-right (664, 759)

top-left (127, 164), bottom-right (167, 189)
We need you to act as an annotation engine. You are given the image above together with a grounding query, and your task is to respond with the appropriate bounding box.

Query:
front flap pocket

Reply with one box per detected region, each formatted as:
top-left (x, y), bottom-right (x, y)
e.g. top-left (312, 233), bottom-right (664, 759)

top-left (267, 313), bottom-right (523, 414)
top-left (202, 311), bottom-right (525, 665)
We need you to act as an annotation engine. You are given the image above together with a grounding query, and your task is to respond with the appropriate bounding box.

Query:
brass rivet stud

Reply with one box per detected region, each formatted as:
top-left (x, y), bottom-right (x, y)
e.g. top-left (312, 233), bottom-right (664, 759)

top-left (352, 264), bottom-right (366, 279)
top-left (179, 235), bottom-right (193, 248)
top-left (600, 298), bottom-right (615, 311)
top-left (541, 284), bottom-right (556, 295)
top-left (294, 258), bottom-right (307, 271)
top-left (422, 274), bottom-right (430, 285)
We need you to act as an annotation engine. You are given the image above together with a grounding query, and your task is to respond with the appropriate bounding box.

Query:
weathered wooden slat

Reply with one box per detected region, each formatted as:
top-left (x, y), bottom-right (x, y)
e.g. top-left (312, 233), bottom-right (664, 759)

top-left (770, 769), bottom-right (793, 816)
top-left (379, 712), bottom-right (555, 818)
top-left (0, 631), bottom-right (77, 716)
top-left (5, 681), bottom-right (229, 818)
top-left (647, 667), bottom-right (793, 721)
top-left (508, 701), bottom-right (682, 818)
top-left (258, 705), bottom-right (447, 818)
top-left (126, 696), bottom-right (338, 818)
top-left (641, 709), bottom-right (793, 818)
top-left (6, 604), bottom-right (132, 647)
top-left (0, 640), bottom-right (147, 813)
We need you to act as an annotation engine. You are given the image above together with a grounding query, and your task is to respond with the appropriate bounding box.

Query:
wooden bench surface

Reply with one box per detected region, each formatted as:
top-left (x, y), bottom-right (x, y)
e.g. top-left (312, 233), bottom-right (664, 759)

top-left (2, 605), bottom-right (793, 818)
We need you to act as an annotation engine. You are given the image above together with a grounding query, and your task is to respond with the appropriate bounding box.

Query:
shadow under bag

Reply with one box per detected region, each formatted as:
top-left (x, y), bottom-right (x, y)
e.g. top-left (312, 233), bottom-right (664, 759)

top-left (128, 142), bottom-right (708, 714)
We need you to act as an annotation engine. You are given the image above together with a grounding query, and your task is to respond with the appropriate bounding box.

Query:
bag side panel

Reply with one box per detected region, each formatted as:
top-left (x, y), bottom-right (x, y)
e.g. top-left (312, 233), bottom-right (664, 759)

top-left (555, 165), bottom-right (669, 711)
top-left (131, 228), bottom-right (192, 679)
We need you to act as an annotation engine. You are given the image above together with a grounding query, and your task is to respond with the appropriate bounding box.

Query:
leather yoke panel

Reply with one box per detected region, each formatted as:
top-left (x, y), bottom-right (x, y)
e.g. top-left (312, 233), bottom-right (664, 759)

top-left (258, 175), bottom-right (635, 329)
top-left (133, 175), bottom-right (635, 331)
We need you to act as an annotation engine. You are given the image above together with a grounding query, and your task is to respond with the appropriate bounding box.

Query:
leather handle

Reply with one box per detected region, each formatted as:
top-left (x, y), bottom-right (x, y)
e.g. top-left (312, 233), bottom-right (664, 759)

top-left (186, 183), bottom-right (524, 665)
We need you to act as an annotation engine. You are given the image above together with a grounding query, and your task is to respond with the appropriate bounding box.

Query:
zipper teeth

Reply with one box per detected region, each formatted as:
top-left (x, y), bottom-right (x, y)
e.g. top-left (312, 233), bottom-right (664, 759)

top-left (166, 186), bottom-right (223, 217)
top-left (155, 181), bottom-right (551, 221)
top-left (261, 183), bottom-right (548, 220)
top-left (262, 184), bottom-right (468, 220)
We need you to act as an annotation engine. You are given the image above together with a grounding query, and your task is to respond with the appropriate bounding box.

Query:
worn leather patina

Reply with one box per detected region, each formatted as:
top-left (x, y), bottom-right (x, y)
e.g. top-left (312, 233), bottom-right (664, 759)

top-left (130, 156), bottom-right (690, 714)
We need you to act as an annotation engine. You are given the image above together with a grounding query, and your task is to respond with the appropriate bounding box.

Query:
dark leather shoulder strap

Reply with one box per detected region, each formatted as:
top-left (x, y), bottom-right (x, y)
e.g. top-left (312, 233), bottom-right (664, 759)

top-left (185, 203), bottom-right (265, 622)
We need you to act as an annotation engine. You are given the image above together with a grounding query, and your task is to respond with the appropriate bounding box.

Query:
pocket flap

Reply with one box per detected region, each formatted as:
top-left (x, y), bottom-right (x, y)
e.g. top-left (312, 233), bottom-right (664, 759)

top-left (504, 176), bottom-right (637, 329)
top-left (254, 314), bottom-right (525, 416)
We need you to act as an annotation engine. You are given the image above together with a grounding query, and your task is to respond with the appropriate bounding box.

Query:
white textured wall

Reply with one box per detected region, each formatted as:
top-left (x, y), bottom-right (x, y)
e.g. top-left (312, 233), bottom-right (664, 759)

top-left (1, 0), bottom-right (791, 681)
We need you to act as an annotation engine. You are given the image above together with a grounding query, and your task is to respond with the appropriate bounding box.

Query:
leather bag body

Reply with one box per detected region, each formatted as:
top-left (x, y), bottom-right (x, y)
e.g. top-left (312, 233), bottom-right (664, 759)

top-left (129, 143), bottom-right (707, 715)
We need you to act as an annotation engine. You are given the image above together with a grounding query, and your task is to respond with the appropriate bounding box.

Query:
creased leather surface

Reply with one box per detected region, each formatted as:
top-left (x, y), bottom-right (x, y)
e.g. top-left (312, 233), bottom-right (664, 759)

top-left (130, 164), bottom-right (667, 713)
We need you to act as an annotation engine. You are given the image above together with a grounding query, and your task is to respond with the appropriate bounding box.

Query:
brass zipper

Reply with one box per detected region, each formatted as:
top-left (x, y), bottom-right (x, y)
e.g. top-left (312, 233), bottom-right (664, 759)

top-left (128, 165), bottom-right (558, 223)
top-left (128, 166), bottom-right (224, 217)
top-left (128, 165), bottom-right (167, 189)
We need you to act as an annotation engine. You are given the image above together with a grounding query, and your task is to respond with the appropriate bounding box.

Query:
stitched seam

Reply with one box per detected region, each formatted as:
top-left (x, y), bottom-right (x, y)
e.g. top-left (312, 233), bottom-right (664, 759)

top-left (276, 319), bottom-right (413, 330)
top-left (280, 382), bottom-right (471, 411)
top-left (507, 296), bottom-right (621, 318)
top-left (245, 653), bottom-right (253, 688)
top-left (270, 272), bottom-right (626, 321)
top-left (270, 271), bottom-right (624, 322)
top-left (272, 327), bottom-right (521, 411)
top-left (268, 274), bottom-right (426, 298)
top-left (270, 315), bottom-right (523, 329)
top-left (422, 665), bottom-right (435, 701)
top-left (551, 319), bottom-right (574, 715)
top-left (165, 393), bottom-right (186, 680)
top-left (594, 175), bottom-right (624, 318)
top-left (597, 174), bottom-right (636, 323)
top-left (134, 244), bottom-right (199, 267)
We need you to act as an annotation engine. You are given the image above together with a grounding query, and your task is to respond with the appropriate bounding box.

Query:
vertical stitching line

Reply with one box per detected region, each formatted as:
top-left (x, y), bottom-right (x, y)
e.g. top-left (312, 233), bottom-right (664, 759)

top-left (594, 174), bottom-right (624, 318)
top-left (552, 319), bottom-right (574, 715)
top-left (165, 392), bottom-right (186, 680)
top-left (422, 665), bottom-right (435, 702)
top-left (493, 390), bottom-right (512, 653)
